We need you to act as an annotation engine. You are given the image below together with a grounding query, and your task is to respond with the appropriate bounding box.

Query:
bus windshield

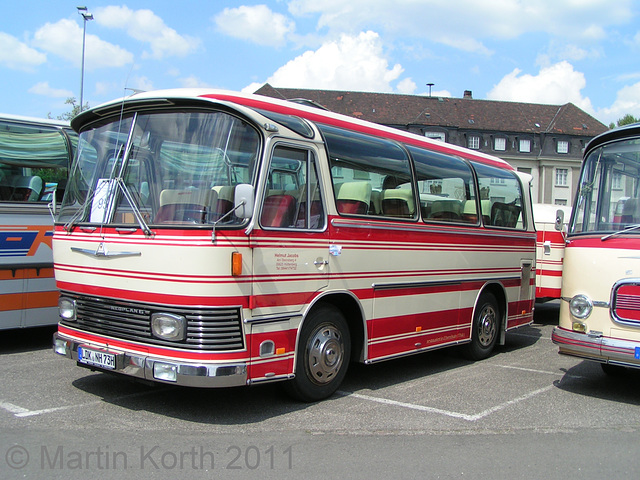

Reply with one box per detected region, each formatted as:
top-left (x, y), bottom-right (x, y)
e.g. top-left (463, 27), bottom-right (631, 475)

top-left (59, 110), bottom-right (261, 227)
top-left (571, 137), bottom-right (640, 235)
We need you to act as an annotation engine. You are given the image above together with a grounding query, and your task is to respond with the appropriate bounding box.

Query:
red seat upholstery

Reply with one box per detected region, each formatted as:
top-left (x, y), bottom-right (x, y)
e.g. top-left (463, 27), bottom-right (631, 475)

top-left (261, 195), bottom-right (297, 227)
top-left (336, 199), bottom-right (368, 214)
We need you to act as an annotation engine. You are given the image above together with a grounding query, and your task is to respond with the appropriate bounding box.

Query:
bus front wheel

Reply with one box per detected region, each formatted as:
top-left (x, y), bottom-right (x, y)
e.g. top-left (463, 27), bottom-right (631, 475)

top-left (284, 305), bottom-right (351, 402)
top-left (462, 292), bottom-right (499, 360)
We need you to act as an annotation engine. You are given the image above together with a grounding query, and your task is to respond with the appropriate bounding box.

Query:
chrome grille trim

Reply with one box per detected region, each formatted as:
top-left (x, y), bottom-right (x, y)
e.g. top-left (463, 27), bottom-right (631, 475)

top-left (59, 292), bottom-right (244, 351)
top-left (611, 279), bottom-right (640, 328)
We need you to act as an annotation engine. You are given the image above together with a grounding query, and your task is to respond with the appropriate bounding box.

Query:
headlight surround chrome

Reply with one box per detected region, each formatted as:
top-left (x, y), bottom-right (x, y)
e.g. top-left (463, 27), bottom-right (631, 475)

top-left (58, 297), bottom-right (77, 321)
top-left (151, 313), bottom-right (186, 341)
top-left (569, 294), bottom-right (593, 320)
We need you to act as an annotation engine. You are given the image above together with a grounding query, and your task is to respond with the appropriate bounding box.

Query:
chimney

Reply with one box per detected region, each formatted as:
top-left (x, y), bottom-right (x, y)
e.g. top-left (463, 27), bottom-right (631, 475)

top-left (463, 90), bottom-right (473, 99)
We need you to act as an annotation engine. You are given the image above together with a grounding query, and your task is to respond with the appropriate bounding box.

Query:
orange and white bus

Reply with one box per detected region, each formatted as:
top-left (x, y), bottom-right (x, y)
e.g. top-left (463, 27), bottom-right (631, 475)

top-left (553, 123), bottom-right (640, 374)
top-left (533, 203), bottom-right (570, 301)
top-left (52, 89), bottom-right (536, 401)
top-left (1, 114), bottom-right (76, 330)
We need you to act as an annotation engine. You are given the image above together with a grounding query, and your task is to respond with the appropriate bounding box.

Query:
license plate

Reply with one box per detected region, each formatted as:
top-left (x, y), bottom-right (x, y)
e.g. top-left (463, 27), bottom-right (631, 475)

top-left (78, 346), bottom-right (116, 370)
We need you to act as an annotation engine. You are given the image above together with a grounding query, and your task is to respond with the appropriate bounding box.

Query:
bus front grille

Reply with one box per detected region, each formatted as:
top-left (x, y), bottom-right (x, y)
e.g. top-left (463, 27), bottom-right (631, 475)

top-left (612, 281), bottom-right (640, 327)
top-left (60, 292), bottom-right (245, 351)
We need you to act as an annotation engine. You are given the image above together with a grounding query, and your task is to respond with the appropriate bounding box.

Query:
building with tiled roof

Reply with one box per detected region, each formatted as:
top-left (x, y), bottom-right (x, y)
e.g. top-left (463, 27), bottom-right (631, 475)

top-left (255, 84), bottom-right (608, 205)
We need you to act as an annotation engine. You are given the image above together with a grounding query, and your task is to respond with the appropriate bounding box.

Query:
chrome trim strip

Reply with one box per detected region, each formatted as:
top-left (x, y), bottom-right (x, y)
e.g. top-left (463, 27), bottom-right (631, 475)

top-left (331, 218), bottom-right (536, 240)
top-left (372, 276), bottom-right (518, 291)
top-left (244, 313), bottom-right (303, 325)
top-left (71, 243), bottom-right (141, 258)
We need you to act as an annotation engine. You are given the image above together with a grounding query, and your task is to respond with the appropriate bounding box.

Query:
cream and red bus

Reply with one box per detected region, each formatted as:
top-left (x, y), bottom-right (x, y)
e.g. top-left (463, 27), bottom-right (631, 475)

top-left (533, 203), bottom-right (571, 301)
top-left (553, 123), bottom-right (640, 374)
top-left (52, 89), bottom-right (536, 401)
top-left (0, 114), bottom-right (76, 330)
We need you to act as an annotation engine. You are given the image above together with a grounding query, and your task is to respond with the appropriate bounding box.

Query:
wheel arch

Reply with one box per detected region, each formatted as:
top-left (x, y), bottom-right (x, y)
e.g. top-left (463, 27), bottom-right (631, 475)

top-left (474, 281), bottom-right (508, 345)
top-left (304, 290), bottom-right (367, 363)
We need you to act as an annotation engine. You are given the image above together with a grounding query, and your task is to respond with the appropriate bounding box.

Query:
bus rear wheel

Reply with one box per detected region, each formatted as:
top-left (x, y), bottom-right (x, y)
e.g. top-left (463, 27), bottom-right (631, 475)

top-left (284, 304), bottom-right (351, 402)
top-left (462, 292), bottom-right (499, 360)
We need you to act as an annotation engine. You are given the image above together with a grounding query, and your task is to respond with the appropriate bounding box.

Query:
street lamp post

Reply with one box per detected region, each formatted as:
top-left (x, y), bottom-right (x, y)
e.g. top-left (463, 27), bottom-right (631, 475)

top-left (77, 6), bottom-right (93, 113)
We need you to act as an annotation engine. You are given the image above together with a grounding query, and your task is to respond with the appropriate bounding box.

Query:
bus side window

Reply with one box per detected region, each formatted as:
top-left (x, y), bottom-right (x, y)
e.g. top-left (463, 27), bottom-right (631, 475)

top-left (260, 146), bottom-right (325, 230)
top-left (410, 146), bottom-right (477, 224)
top-left (473, 162), bottom-right (525, 229)
top-left (319, 123), bottom-right (415, 219)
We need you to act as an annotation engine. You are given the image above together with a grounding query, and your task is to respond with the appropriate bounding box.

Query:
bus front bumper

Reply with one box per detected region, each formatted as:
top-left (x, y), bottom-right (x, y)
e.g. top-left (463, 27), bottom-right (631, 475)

top-left (551, 326), bottom-right (640, 369)
top-left (53, 332), bottom-right (248, 388)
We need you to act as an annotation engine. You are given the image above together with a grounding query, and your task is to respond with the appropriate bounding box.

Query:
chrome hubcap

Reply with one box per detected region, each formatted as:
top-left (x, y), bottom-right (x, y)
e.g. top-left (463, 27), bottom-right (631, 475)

top-left (477, 305), bottom-right (497, 347)
top-left (306, 323), bottom-right (344, 385)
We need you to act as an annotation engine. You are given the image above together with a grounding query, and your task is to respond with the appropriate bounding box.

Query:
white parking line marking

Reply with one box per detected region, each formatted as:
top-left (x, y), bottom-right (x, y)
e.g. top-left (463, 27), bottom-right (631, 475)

top-left (492, 364), bottom-right (561, 375)
top-left (492, 364), bottom-right (586, 379)
top-left (0, 388), bottom-right (170, 418)
top-left (338, 384), bottom-right (554, 421)
top-left (0, 401), bottom-right (31, 416)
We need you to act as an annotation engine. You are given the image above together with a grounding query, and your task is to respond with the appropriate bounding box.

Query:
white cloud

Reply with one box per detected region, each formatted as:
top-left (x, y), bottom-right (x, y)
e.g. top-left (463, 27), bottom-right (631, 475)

top-left (0, 32), bottom-right (46, 71)
top-left (487, 61), bottom-right (595, 113)
top-left (287, 0), bottom-right (632, 53)
top-left (597, 82), bottom-right (640, 125)
top-left (259, 31), bottom-right (404, 92)
top-left (95, 6), bottom-right (199, 59)
top-left (28, 81), bottom-right (73, 98)
top-left (396, 78), bottom-right (416, 94)
top-left (32, 19), bottom-right (133, 69)
top-left (179, 76), bottom-right (214, 88)
top-left (214, 5), bottom-right (295, 47)
top-left (129, 76), bottom-right (155, 92)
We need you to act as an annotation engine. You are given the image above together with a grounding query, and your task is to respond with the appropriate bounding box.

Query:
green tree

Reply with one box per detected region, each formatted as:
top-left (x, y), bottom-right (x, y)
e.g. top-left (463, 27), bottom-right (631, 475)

top-left (610, 113), bottom-right (640, 129)
top-left (47, 97), bottom-right (89, 121)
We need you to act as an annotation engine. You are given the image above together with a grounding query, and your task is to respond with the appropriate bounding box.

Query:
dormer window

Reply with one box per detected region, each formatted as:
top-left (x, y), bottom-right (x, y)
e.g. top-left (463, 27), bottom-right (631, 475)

top-left (519, 139), bottom-right (531, 153)
top-left (557, 140), bottom-right (569, 154)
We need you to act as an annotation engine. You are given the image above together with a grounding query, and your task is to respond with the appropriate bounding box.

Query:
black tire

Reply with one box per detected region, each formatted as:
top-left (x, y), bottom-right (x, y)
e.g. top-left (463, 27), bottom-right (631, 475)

top-left (461, 292), bottom-right (500, 360)
top-left (284, 304), bottom-right (351, 402)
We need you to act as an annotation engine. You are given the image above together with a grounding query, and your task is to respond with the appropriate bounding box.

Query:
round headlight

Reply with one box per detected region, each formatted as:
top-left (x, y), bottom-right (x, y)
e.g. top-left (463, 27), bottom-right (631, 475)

top-left (151, 313), bottom-right (186, 341)
top-left (58, 297), bottom-right (76, 321)
top-left (569, 294), bottom-right (593, 319)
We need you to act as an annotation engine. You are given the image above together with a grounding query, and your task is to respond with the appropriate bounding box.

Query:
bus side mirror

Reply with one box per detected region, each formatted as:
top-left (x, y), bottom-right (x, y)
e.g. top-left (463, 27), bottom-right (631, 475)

top-left (234, 184), bottom-right (254, 219)
top-left (555, 209), bottom-right (565, 231)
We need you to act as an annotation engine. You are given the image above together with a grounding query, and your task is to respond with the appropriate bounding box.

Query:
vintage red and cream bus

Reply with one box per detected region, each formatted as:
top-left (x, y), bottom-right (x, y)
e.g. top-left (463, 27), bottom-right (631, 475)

top-left (553, 123), bottom-right (640, 374)
top-left (533, 203), bottom-right (570, 301)
top-left (52, 89), bottom-right (536, 401)
top-left (1, 114), bottom-right (76, 330)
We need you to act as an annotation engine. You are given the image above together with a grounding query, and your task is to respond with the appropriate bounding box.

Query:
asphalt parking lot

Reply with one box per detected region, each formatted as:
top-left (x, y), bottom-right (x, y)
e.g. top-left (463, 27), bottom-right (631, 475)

top-left (1, 300), bottom-right (639, 479)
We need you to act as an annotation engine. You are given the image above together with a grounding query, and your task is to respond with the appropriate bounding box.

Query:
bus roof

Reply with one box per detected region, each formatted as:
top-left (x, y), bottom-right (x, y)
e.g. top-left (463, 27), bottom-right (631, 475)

top-left (72, 88), bottom-right (515, 171)
top-left (0, 113), bottom-right (70, 128)
top-left (585, 122), bottom-right (640, 157)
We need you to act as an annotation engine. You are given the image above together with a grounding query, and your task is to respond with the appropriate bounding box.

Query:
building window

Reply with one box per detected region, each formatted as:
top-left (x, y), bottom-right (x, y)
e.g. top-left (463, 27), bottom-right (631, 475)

top-left (612, 172), bottom-right (622, 190)
top-left (555, 168), bottom-right (568, 186)
top-left (494, 137), bottom-right (506, 151)
top-left (557, 140), bottom-right (569, 154)
top-left (468, 135), bottom-right (480, 150)
top-left (425, 131), bottom-right (445, 142)
top-left (555, 199), bottom-right (568, 206)
top-left (519, 139), bottom-right (531, 153)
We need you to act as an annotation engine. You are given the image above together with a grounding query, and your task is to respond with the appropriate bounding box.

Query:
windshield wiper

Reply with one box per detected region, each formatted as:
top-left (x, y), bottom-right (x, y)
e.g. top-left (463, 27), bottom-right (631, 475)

top-left (116, 177), bottom-right (153, 236)
top-left (601, 223), bottom-right (640, 241)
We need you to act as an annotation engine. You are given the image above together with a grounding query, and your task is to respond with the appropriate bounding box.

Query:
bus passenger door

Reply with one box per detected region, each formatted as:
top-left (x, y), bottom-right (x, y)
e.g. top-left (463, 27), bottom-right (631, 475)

top-left (250, 144), bottom-right (329, 317)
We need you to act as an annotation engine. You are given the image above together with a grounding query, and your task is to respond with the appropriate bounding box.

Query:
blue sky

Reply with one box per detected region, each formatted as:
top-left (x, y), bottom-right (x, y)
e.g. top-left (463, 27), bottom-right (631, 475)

top-left (1, 1), bottom-right (639, 125)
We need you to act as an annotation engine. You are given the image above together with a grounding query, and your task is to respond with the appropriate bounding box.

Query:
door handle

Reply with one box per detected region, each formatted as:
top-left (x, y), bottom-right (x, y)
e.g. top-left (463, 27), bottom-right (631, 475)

top-left (314, 259), bottom-right (329, 266)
